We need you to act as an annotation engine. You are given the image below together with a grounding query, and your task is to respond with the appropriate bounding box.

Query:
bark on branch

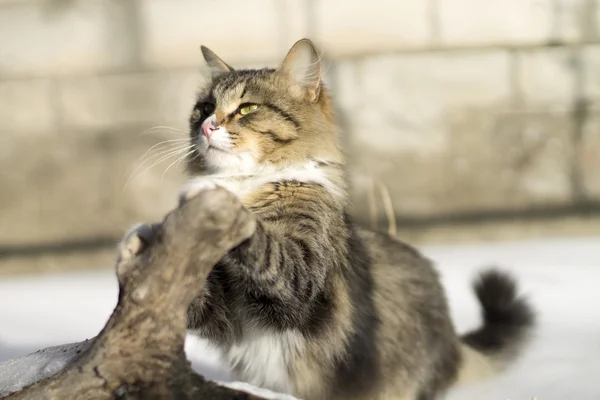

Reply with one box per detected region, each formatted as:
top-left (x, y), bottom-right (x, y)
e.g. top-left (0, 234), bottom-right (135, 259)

top-left (5, 188), bottom-right (269, 400)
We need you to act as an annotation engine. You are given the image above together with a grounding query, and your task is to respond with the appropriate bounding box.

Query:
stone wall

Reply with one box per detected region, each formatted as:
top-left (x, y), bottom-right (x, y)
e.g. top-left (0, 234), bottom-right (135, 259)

top-left (1, 0), bottom-right (599, 273)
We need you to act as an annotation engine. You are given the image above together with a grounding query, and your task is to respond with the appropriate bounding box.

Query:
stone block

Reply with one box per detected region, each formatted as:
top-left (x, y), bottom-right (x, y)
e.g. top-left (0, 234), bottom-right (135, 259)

top-left (438, 0), bottom-right (599, 47)
top-left (314, 0), bottom-right (430, 57)
top-left (138, 0), bottom-right (285, 68)
top-left (347, 106), bottom-right (575, 226)
top-left (334, 51), bottom-right (575, 221)
top-left (581, 107), bottom-right (600, 199)
top-left (0, 127), bottom-right (186, 246)
top-left (0, 0), bottom-right (136, 77)
top-left (336, 51), bottom-right (511, 156)
top-left (58, 70), bottom-right (203, 131)
top-left (0, 79), bottom-right (57, 135)
top-left (279, 0), bottom-right (311, 49)
top-left (583, 45), bottom-right (600, 100)
top-left (517, 47), bottom-right (578, 105)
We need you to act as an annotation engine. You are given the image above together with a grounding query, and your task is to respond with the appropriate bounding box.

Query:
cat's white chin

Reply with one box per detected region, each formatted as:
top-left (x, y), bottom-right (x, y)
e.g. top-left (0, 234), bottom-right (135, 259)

top-left (202, 146), bottom-right (258, 175)
top-left (195, 128), bottom-right (259, 174)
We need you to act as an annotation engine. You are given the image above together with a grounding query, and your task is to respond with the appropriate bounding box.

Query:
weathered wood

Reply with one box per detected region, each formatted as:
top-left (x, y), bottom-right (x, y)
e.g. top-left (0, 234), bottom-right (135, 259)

top-left (5, 188), bottom-right (266, 400)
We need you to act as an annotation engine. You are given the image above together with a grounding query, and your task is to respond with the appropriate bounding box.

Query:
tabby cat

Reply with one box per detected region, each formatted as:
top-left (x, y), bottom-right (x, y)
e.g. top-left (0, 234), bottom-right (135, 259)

top-left (129, 39), bottom-right (535, 400)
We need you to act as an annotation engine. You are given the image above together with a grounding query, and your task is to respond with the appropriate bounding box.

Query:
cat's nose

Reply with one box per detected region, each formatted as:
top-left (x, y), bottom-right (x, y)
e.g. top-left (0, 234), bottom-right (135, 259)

top-left (201, 115), bottom-right (218, 139)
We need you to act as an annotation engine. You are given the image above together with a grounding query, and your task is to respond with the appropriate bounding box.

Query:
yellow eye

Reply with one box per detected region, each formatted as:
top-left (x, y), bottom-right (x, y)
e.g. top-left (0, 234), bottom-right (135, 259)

top-left (239, 104), bottom-right (259, 116)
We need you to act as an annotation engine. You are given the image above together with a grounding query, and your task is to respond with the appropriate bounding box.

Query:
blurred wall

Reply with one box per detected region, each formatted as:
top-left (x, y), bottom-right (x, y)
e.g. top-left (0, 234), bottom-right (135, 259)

top-left (1, 0), bottom-right (600, 274)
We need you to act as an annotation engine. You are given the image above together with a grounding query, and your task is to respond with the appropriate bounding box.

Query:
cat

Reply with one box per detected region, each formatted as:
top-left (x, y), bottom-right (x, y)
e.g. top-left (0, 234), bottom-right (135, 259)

top-left (126, 39), bottom-right (535, 400)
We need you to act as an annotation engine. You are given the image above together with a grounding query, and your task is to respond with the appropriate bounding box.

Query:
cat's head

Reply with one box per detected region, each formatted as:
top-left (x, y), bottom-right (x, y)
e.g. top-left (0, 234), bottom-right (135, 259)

top-left (187, 39), bottom-right (343, 176)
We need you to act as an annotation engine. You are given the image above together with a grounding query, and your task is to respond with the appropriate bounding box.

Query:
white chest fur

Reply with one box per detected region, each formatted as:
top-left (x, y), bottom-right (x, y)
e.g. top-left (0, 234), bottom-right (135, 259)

top-left (224, 328), bottom-right (305, 394)
top-left (184, 162), bottom-right (342, 201)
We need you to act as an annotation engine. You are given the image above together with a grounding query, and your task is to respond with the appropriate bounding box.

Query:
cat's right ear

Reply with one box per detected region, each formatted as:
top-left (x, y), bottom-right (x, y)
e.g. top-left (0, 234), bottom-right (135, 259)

top-left (278, 39), bottom-right (322, 102)
top-left (201, 46), bottom-right (234, 77)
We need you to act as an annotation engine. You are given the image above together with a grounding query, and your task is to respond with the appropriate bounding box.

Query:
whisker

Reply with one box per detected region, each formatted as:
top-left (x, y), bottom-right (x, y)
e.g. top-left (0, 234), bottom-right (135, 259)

top-left (175, 148), bottom-right (196, 169)
top-left (124, 148), bottom-right (188, 191)
top-left (185, 150), bottom-right (202, 170)
top-left (137, 144), bottom-right (194, 173)
top-left (191, 151), bottom-right (201, 163)
top-left (140, 125), bottom-right (191, 136)
top-left (138, 138), bottom-right (191, 161)
top-left (132, 143), bottom-right (194, 176)
top-left (123, 146), bottom-right (194, 191)
top-left (162, 149), bottom-right (197, 179)
top-left (126, 148), bottom-right (186, 188)
top-left (135, 144), bottom-right (193, 172)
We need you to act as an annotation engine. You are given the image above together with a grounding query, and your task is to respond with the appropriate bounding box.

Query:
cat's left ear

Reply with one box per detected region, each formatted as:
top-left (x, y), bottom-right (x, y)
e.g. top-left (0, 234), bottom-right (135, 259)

top-left (278, 39), bottom-right (322, 102)
top-left (201, 45), bottom-right (234, 77)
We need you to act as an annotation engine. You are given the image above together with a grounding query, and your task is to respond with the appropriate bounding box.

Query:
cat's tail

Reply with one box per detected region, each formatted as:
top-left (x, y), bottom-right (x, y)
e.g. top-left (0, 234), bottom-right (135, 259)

top-left (455, 269), bottom-right (535, 384)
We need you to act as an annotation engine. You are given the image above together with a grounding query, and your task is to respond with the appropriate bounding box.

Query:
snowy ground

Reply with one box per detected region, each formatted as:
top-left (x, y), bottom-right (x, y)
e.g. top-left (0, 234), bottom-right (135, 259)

top-left (1, 237), bottom-right (599, 399)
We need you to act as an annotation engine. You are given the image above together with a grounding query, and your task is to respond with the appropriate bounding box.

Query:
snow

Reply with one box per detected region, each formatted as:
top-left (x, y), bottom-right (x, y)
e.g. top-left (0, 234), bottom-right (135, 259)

top-left (1, 237), bottom-right (599, 399)
top-left (217, 381), bottom-right (300, 400)
top-left (0, 341), bottom-right (91, 396)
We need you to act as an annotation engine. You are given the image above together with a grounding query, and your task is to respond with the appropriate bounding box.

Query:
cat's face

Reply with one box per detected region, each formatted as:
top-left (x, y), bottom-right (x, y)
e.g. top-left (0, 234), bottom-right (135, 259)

top-left (187, 39), bottom-right (342, 176)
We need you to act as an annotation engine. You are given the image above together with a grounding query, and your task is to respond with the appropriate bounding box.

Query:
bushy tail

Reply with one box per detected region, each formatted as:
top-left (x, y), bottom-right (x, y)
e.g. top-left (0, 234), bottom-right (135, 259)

top-left (456, 269), bottom-right (535, 384)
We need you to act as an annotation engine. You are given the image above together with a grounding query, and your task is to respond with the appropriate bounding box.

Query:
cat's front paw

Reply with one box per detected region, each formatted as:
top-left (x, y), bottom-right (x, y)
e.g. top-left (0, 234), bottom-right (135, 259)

top-left (116, 223), bottom-right (158, 263)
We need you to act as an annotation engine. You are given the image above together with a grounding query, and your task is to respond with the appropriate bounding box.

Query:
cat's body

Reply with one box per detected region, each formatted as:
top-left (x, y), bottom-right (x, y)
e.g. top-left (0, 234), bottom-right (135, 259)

top-left (141, 39), bottom-right (534, 399)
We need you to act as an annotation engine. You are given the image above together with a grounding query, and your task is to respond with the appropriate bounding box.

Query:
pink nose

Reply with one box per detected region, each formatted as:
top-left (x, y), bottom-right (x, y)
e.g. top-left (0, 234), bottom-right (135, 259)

top-left (201, 118), bottom-right (217, 139)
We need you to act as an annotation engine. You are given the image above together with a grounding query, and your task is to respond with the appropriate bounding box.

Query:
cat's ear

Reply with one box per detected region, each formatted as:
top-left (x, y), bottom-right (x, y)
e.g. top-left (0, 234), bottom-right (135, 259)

top-left (278, 39), bottom-right (322, 102)
top-left (201, 45), bottom-right (234, 76)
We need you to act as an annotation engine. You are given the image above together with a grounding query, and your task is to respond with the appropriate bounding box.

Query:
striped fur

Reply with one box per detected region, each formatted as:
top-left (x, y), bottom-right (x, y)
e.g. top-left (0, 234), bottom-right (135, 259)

top-left (179, 39), bottom-right (535, 400)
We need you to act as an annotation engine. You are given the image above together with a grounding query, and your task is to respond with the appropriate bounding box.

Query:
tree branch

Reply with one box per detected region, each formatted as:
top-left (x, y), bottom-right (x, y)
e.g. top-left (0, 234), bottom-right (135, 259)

top-left (4, 188), bottom-right (271, 400)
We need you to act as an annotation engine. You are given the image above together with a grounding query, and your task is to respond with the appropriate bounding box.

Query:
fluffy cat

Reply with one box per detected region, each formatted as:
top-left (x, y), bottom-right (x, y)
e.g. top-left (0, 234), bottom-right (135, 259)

top-left (128, 39), bottom-right (535, 400)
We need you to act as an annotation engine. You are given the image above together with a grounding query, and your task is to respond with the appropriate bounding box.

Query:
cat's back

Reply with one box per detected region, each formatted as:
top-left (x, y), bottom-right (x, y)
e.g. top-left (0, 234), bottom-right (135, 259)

top-left (355, 226), bottom-right (452, 321)
top-left (354, 227), bottom-right (445, 302)
top-left (352, 226), bottom-right (461, 398)
top-left (356, 227), bottom-right (432, 272)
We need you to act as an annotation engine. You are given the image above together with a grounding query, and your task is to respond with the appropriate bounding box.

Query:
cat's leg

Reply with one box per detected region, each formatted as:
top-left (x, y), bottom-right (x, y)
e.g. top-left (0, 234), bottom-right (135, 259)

top-left (186, 265), bottom-right (236, 344)
top-left (178, 182), bottom-right (338, 327)
top-left (218, 213), bottom-right (334, 329)
top-left (178, 183), bottom-right (337, 396)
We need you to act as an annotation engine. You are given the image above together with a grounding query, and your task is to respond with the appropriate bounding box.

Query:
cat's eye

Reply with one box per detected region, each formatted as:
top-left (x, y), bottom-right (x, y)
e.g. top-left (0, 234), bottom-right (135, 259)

top-left (201, 102), bottom-right (215, 115)
top-left (239, 104), bottom-right (259, 116)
